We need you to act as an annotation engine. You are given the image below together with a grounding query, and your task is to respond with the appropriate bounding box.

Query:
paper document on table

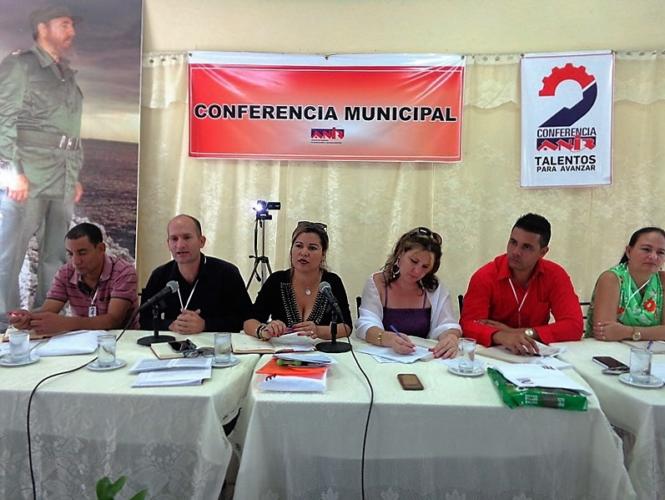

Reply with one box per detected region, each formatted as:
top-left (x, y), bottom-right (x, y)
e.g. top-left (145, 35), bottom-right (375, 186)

top-left (129, 357), bottom-right (212, 373)
top-left (493, 364), bottom-right (592, 395)
top-left (35, 330), bottom-right (103, 356)
top-left (233, 332), bottom-right (316, 354)
top-left (355, 344), bottom-right (432, 363)
top-left (274, 352), bottom-right (336, 365)
top-left (259, 370), bottom-right (328, 392)
top-left (622, 340), bottom-right (665, 354)
top-left (132, 367), bottom-right (212, 387)
top-left (477, 341), bottom-right (564, 364)
top-left (150, 342), bottom-right (184, 360)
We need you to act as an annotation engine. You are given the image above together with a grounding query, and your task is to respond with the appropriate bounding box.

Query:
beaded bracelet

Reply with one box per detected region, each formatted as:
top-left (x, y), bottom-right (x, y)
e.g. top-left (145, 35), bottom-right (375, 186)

top-left (255, 323), bottom-right (267, 340)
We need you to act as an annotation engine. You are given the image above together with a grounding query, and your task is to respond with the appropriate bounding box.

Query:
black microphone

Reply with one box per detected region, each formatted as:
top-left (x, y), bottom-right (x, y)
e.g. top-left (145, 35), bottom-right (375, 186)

top-left (138, 280), bottom-right (179, 312)
top-left (319, 281), bottom-right (343, 320)
top-left (136, 280), bottom-right (179, 346)
top-left (316, 281), bottom-right (351, 353)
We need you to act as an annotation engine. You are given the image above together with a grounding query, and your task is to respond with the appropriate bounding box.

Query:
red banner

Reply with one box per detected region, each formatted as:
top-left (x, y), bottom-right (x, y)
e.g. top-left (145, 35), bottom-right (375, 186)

top-left (189, 53), bottom-right (464, 162)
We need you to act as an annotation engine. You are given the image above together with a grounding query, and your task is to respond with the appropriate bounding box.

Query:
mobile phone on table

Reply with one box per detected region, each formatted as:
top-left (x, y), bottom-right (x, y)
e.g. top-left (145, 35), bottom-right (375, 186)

top-left (397, 373), bottom-right (424, 391)
top-left (592, 356), bottom-right (629, 374)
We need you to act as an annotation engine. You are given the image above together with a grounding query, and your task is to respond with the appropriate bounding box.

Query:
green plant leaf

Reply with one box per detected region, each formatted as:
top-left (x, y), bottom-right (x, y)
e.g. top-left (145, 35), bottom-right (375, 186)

top-left (108, 476), bottom-right (127, 496)
top-left (96, 477), bottom-right (112, 499)
top-left (129, 490), bottom-right (148, 500)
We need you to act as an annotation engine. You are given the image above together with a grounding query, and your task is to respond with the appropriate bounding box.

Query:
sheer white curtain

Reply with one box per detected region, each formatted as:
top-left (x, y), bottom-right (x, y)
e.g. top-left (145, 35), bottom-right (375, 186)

top-left (138, 51), bottom-right (665, 310)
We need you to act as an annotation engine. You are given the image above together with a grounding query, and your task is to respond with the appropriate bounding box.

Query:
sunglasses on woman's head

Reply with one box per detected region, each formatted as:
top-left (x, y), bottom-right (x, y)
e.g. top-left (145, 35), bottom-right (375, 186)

top-left (410, 227), bottom-right (442, 245)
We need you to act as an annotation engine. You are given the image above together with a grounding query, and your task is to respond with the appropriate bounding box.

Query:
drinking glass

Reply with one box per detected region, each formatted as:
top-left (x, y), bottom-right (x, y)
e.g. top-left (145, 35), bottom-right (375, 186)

top-left (458, 338), bottom-right (477, 373)
top-left (97, 334), bottom-right (117, 368)
top-left (214, 333), bottom-right (232, 364)
top-left (629, 347), bottom-right (652, 384)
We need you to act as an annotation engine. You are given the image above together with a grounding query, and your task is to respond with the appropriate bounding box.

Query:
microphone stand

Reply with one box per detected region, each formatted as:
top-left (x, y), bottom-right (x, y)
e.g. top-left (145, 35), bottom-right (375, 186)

top-left (137, 303), bottom-right (175, 346)
top-left (317, 307), bottom-right (351, 353)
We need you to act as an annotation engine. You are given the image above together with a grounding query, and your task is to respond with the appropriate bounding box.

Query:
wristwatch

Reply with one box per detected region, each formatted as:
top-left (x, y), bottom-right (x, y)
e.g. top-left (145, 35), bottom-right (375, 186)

top-left (632, 328), bottom-right (642, 341)
top-left (524, 328), bottom-right (535, 338)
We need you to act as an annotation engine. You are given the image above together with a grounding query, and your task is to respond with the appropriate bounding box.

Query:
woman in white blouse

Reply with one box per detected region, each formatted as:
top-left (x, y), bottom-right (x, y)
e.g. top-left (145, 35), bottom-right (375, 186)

top-left (355, 227), bottom-right (461, 358)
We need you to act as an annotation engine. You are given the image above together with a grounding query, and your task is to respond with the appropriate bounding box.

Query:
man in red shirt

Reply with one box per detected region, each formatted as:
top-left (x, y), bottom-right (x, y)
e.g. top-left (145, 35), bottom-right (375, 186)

top-left (460, 213), bottom-right (583, 354)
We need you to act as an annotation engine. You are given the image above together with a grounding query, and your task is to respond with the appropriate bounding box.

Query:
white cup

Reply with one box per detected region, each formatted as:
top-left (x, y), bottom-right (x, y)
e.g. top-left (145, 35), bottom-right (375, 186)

top-left (8, 331), bottom-right (30, 363)
top-left (629, 347), bottom-right (652, 384)
top-left (97, 334), bottom-right (117, 368)
top-left (214, 333), bottom-right (232, 363)
top-left (458, 337), bottom-right (477, 373)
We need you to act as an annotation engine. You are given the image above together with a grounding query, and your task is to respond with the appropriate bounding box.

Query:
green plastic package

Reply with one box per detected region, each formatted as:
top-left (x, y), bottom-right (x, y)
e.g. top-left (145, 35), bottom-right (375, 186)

top-left (487, 368), bottom-right (588, 411)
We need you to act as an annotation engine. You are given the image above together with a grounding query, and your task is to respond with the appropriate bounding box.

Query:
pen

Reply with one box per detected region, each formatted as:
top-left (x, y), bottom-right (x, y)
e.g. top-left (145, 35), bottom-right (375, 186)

top-left (389, 325), bottom-right (414, 344)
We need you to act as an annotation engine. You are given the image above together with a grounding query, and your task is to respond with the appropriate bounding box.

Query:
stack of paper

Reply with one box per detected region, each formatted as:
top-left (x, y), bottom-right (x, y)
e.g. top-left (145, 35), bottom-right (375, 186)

top-left (36, 330), bottom-right (104, 356)
top-left (256, 357), bottom-right (329, 392)
top-left (233, 332), bottom-right (317, 354)
top-left (477, 341), bottom-right (565, 364)
top-left (273, 351), bottom-right (335, 366)
top-left (493, 363), bottom-right (592, 395)
top-left (355, 343), bottom-right (432, 364)
top-left (622, 340), bottom-right (665, 354)
top-left (129, 357), bottom-right (212, 387)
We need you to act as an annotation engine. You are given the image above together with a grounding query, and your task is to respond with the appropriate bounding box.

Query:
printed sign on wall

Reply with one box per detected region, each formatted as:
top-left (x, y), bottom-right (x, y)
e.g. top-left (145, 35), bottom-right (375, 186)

top-left (521, 51), bottom-right (614, 187)
top-left (189, 52), bottom-right (464, 162)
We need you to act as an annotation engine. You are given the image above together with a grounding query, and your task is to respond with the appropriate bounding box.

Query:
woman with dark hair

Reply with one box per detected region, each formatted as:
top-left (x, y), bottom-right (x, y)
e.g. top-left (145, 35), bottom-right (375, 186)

top-left (355, 227), bottom-right (461, 357)
top-left (587, 227), bottom-right (665, 340)
top-left (243, 221), bottom-right (352, 340)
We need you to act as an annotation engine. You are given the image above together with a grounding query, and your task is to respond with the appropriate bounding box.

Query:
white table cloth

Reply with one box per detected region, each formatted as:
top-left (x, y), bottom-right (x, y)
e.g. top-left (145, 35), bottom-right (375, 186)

top-left (232, 340), bottom-right (635, 500)
top-left (558, 339), bottom-right (665, 500)
top-left (0, 331), bottom-right (259, 500)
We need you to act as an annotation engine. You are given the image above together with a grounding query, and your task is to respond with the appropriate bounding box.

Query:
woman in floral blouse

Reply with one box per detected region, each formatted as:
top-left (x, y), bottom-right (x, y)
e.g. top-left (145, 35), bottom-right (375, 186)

top-left (586, 227), bottom-right (665, 341)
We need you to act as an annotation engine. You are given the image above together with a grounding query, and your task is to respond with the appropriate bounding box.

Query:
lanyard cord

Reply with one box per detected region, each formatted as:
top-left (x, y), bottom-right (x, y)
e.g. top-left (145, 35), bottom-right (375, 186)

top-left (177, 280), bottom-right (199, 311)
top-left (508, 278), bottom-right (529, 328)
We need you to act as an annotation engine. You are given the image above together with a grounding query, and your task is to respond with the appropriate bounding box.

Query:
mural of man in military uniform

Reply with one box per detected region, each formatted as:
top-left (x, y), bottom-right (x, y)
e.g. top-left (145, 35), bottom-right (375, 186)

top-left (0, 5), bottom-right (83, 318)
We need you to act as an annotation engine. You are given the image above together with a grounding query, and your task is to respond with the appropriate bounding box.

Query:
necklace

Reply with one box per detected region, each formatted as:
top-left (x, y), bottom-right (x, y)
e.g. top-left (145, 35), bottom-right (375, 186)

top-left (305, 288), bottom-right (312, 296)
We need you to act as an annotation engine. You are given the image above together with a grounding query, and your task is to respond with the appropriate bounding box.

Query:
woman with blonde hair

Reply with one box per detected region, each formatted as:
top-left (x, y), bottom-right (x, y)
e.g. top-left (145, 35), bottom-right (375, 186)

top-left (356, 227), bottom-right (461, 357)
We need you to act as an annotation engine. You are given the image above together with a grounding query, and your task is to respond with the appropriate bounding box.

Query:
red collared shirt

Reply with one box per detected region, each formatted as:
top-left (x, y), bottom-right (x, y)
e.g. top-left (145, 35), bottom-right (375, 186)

top-left (460, 254), bottom-right (583, 346)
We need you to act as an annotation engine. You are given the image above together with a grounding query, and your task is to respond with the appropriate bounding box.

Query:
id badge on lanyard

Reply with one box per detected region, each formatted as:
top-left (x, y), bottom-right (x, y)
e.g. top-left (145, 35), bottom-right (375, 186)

top-left (89, 288), bottom-right (99, 317)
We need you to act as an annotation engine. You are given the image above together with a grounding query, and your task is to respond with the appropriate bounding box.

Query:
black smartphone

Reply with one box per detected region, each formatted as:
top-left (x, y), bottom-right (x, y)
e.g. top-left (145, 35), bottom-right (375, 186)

top-left (592, 356), bottom-right (629, 374)
top-left (397, 373), bottom-right (424, 391)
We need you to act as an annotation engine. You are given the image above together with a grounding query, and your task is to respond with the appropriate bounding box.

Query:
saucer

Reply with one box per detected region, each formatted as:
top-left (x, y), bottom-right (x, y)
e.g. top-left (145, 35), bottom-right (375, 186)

top-left (212, 355), bottom-right (240, 369)
top-left (0, 352), bottom-right (40, 367)
top-left (87, 358), bottom-right (127, 372)
top-left (448, 360), bottom-right (484, 377)
top-left (618, 372), bottom-right (664, 389)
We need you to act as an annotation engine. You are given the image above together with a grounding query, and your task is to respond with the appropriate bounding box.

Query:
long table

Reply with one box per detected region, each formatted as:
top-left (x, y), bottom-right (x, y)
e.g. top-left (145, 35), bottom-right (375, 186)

top-left (232, 340), bottom-right (636, 500)
top-left (0, 331), bottom-right (259, 500)
top-left (557, 339), bottom-right (665, 500)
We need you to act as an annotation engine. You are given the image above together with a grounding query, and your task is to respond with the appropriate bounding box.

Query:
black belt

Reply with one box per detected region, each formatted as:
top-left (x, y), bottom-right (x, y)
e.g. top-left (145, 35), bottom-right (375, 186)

top-left (16, 129), bottom-right (81, 151)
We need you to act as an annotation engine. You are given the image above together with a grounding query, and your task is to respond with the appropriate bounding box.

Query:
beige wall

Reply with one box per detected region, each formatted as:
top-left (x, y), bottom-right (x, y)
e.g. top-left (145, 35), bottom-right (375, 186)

top-left (143, 0), bottom-right (665, 53)
top-left (138, 0), bottom-right (665, 316)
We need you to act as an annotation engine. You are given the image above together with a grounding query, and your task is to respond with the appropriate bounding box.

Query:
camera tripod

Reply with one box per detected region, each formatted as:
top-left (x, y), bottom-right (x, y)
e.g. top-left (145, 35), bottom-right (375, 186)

top-left (246, 217), bottom-right (273, 289)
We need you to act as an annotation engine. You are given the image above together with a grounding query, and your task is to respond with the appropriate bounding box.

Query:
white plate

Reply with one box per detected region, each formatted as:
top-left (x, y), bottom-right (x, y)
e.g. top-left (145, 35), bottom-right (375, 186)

top-left (87, 358), bottom-right (127, 372)
top-left (212, 354), bottom-right (240, 369)
top-left (618, 372), bottom-right (664, 389)
top-left (0, 352), bottom-right (40, 367)
top-left (448, 360), bottom-right (485, 378)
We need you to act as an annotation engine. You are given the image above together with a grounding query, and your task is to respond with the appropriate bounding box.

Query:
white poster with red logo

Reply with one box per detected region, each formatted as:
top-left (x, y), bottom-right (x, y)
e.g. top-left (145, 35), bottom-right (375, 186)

top-left (188, 52), bottom-right (464, 162)
top-left (521, 51), bottom-right (614, 187)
